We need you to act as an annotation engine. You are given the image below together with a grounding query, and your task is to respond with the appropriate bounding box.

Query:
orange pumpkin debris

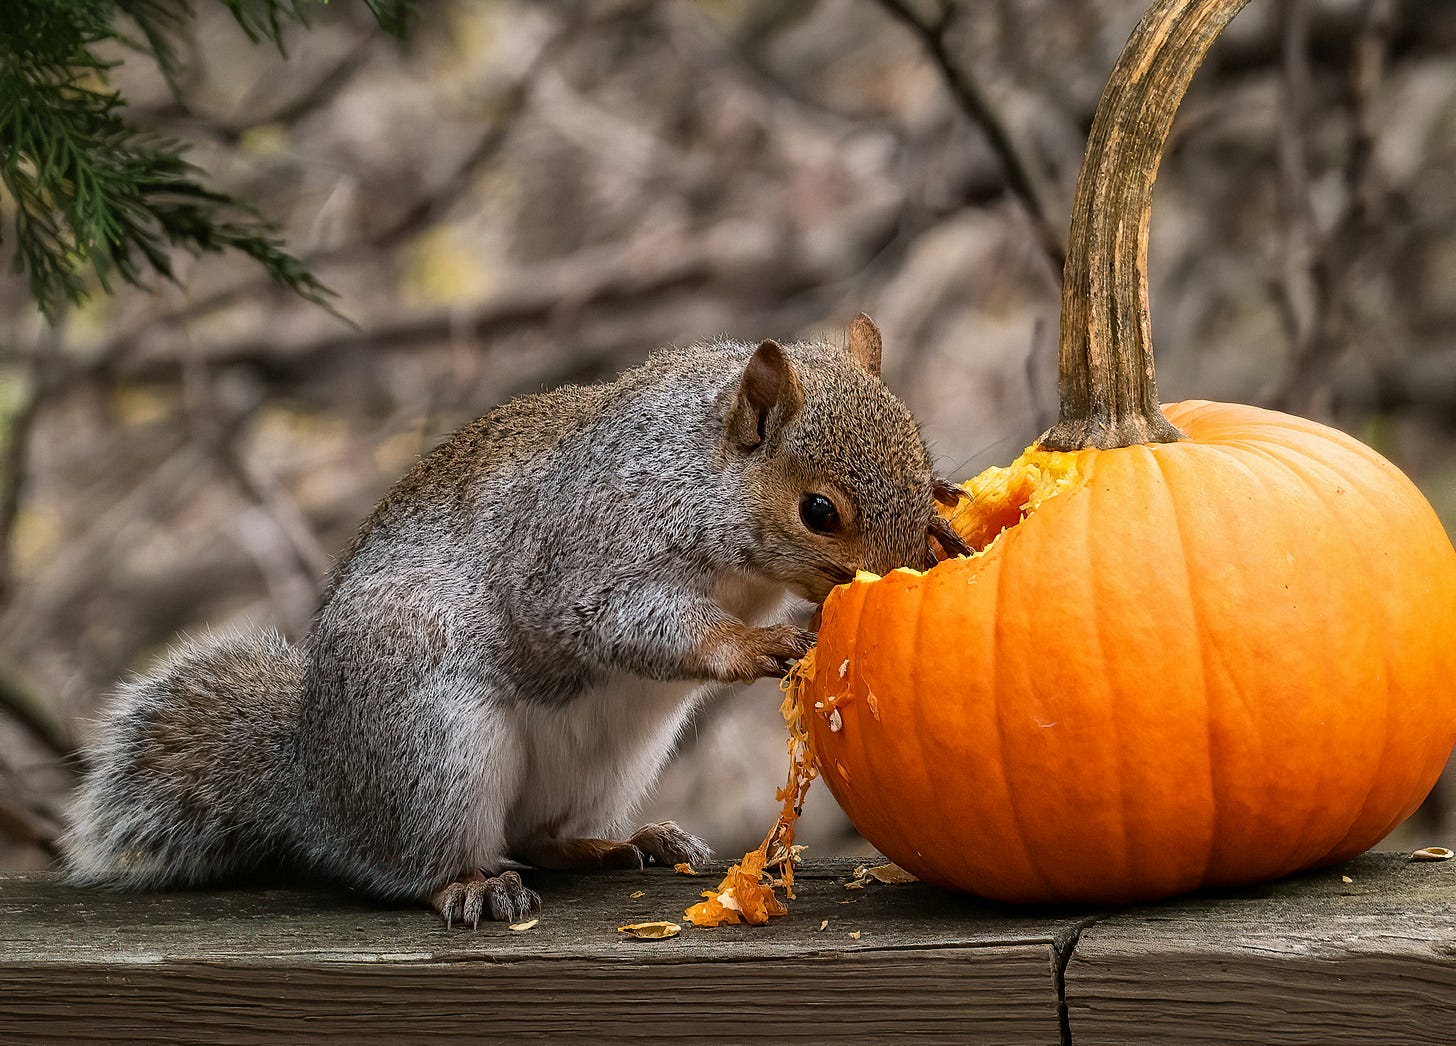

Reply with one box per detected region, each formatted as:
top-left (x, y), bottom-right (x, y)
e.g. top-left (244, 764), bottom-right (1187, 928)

top-left (684, 667), bottom-right (817, 927)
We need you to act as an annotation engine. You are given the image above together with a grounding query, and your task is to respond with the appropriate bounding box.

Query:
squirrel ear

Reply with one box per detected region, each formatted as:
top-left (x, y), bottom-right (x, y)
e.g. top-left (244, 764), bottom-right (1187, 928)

top-left (729, 339), bottom-right (804, 450)
top-left (846, 313), bottom-right (883, 377)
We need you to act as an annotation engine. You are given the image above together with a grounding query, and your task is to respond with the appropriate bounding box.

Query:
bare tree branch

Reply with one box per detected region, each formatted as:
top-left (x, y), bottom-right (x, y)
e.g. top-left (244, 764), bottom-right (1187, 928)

top-left (44, 13), bottom-right (584, 385)
top-left (0, 788), bottom-right (61, 856)
top-left (0, 371), bottom-right (45, 602)
top-left (0, 660), bottom-right (76, 763)
top-left (873, 0), bottom-right (1065, 276)
top-left (132, 34), bottom-right (378, 145)
top-left (1271, 0), bottom-right (1397, 413)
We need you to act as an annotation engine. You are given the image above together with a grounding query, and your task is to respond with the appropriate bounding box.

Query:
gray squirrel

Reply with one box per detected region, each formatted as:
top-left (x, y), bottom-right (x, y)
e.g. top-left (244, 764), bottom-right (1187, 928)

top-left (63, 315), bottom-right (949, 928)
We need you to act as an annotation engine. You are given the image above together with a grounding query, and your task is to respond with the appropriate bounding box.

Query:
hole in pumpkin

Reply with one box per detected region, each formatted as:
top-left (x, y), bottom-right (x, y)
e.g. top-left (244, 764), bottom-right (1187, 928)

top-left (935, 447), bottom-right (1084, 559)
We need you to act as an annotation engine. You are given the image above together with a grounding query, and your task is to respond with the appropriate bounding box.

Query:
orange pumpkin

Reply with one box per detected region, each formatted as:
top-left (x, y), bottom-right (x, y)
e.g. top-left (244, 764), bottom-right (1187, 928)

top-left (801, 0), bottom-right (1456, 904)
top-left (805, 400), bottom-right (1456, 902)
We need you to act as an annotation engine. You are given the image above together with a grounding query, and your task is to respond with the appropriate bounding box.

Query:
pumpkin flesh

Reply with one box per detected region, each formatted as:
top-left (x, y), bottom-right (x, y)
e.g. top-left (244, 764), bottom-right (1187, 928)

top-left (803, 399), bottom-right (1456, 904)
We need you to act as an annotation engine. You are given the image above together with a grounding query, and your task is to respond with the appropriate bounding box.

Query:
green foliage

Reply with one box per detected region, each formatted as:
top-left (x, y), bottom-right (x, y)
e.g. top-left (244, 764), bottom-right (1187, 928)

top-left (0, 0), bottom-right (413, 322)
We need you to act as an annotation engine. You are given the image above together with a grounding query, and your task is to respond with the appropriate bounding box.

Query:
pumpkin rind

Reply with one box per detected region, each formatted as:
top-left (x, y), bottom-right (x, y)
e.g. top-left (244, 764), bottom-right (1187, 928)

top-left (805, 400), bottom-right (1456, 904)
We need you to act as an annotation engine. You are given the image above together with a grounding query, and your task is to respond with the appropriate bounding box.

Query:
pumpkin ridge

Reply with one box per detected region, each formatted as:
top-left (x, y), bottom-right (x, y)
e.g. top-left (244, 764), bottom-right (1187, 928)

top-left (987, 523), bottom-right (1058, 899)
top-left (1152, 439), bottom-right (1272, 883)
top-left (1240, 437), bottom-right (1402, 865)
top-left (1198, 407), bottom-right (1416, 479)
top-left (1144, 446), bottom-right (1220, 893)
top-left (1229, 440), bottom-right (1348, 877)
top-left (841, 595), bottom-right (876, 865)
top-left (1188, 409), bottom-right (1423, 494)
top-left (1083, 465), bottom-right (1137, 897)
top-left (905, 576), bottom-right (945, 883)
top-left (1219, 434), bottom-right (1407, 875)
top-left (851, 578), bottom-right (918, 875)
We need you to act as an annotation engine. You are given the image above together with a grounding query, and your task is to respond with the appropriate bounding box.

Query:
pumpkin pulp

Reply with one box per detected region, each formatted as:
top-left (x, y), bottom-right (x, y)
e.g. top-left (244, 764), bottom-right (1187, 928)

top-left (940, 447), bottom-right (1083, 557)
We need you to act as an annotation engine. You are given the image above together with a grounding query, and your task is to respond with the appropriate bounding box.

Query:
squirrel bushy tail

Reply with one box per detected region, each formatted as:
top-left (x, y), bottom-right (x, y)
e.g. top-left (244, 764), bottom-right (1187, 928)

top-left (63, 629), bottom-right (306, 889)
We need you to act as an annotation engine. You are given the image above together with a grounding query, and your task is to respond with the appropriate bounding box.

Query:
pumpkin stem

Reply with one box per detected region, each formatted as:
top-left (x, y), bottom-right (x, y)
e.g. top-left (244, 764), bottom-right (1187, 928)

top-left (1041, 0), bottom-right (1252, 452)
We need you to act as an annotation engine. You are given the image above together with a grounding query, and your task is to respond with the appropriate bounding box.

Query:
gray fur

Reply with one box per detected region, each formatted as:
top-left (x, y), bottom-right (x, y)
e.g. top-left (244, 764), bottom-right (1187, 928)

top-left (66, 629), bottom-right (305, 888)
top-left (63, 331), bottom-right (935, 906)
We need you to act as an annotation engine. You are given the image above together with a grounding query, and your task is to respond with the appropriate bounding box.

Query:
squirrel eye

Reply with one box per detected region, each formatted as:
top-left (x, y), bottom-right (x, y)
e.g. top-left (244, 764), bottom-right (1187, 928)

top-left (799, 493), bottom-right (842, 535)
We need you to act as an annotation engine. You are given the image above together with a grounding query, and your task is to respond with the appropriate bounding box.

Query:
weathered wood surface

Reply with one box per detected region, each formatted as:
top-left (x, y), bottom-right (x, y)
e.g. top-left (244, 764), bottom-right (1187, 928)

top-left (0, 860), bottom-right (1082, 1043)
top-left (0, 853), bottom-right (1451, 1043)
top-left (1064, 851), bottom-right (1456, 1044)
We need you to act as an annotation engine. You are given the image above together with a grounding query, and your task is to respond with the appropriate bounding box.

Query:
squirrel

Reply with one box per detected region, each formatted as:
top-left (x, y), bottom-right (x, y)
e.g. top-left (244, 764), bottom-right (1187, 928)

top-left (63, 314), bottom-right (947, 928)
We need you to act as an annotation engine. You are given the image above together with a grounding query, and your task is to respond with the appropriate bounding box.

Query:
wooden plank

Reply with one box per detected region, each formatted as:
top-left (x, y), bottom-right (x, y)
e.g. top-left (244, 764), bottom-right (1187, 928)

top-left (1064, 852), bottom-right (1456, 1044)
top-left (0, 861), bottom-right (1077, 1043)
top-left (0, 948), bottom-right (1059, 1043)
top-left (12, 852), bottom-right (1448, 1041)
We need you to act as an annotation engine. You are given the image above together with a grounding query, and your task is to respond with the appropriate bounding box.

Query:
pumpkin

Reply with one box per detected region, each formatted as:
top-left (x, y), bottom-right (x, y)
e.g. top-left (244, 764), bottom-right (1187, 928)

top-left (800, 0), bottom-right (1456, 904)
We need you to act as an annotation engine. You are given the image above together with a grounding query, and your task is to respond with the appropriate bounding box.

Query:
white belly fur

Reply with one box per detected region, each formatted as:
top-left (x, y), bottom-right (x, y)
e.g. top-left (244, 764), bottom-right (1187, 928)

top-left (504, 675), bottom-right (709, 844)
top-left (503, 572), bottom-right (790, 847)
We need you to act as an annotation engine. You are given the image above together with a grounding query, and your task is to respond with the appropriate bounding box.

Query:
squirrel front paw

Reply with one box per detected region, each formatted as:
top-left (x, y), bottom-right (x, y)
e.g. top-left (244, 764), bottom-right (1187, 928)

top-left (703, 622), bottom-right (815, 682)
top-left (432, 870), bottom-right (541, 929)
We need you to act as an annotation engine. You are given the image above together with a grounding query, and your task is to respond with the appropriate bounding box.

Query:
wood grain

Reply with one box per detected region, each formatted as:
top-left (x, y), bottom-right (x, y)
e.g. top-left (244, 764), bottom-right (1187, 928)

top-left (0, 861), bottom-right (1075, 1043)
top-left (1064, 852), bottom-right (1456, 1044)
top-left (1, 948), bottom-right (1063, 1043)
top-left (3, 853), bottom-right (1451, 1042)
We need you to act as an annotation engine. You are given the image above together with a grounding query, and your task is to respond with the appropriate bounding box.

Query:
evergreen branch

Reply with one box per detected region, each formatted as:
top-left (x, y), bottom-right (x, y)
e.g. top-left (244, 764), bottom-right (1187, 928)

top-left (115, 0), bottom-right (189, 84)
top-left (0, 0), bottom-right (412, 323)
top-left (217, 0), bottom-right (313, 51)
top-left (362, 0), bottom-right (414, 38)
top-left (0, 49), bottom-right (332, 318)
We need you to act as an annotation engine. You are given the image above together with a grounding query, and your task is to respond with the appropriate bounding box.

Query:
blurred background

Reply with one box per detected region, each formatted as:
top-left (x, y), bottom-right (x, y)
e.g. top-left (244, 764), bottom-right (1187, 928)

top-left (1, 0), bottom-right (1453, 872)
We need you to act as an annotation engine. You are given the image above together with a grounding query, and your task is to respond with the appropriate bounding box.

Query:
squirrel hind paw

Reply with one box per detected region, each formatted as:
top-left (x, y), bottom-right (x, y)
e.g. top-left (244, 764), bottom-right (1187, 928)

top-left (432, 870), bottom-right (541, 929)
top-left (629, 821), bottom-right (714, 868)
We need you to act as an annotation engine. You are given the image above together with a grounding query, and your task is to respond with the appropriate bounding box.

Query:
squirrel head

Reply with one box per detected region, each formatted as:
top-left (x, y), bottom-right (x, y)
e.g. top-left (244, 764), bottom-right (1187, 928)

top-left (726, 315), bottom-right (936, 604)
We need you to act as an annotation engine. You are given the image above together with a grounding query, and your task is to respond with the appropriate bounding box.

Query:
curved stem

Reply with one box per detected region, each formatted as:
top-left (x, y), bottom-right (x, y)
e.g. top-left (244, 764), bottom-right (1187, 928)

top-left (1041, 0), bottom-right (1252, 452)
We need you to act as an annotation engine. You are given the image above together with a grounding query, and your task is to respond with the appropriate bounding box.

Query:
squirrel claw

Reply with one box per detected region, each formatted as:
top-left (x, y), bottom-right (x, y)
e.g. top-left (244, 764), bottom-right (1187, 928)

top-left (752, 624), bottom-right (816, 680)
top-left (630, 820), bottom-right (714, 868)
top-left (432, 870), bottom-right (541, 929)
top-left (933, 477), bottom-right (967, 507)
top-left (489, 870), bottom-right (541, 923)
top-left (704, 622), bottom-right (816, 682)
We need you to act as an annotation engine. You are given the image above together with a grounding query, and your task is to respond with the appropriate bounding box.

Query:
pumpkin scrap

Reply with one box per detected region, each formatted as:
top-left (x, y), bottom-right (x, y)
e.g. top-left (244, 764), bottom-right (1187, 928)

top-left (682, 847), bottom-right (788, 927)
top-left (673, 863), bottom-right (702, 876)
top-left (684, 661), bottom-right (818, 927)
top-left (865, 862), bottom-right (917, 885)
top-left (842, 862), bottom-right (916, 889)
top-left (618, 921), bottom-right (682, 939)
top-left (1410, 847), bottom-right (1454, 862)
